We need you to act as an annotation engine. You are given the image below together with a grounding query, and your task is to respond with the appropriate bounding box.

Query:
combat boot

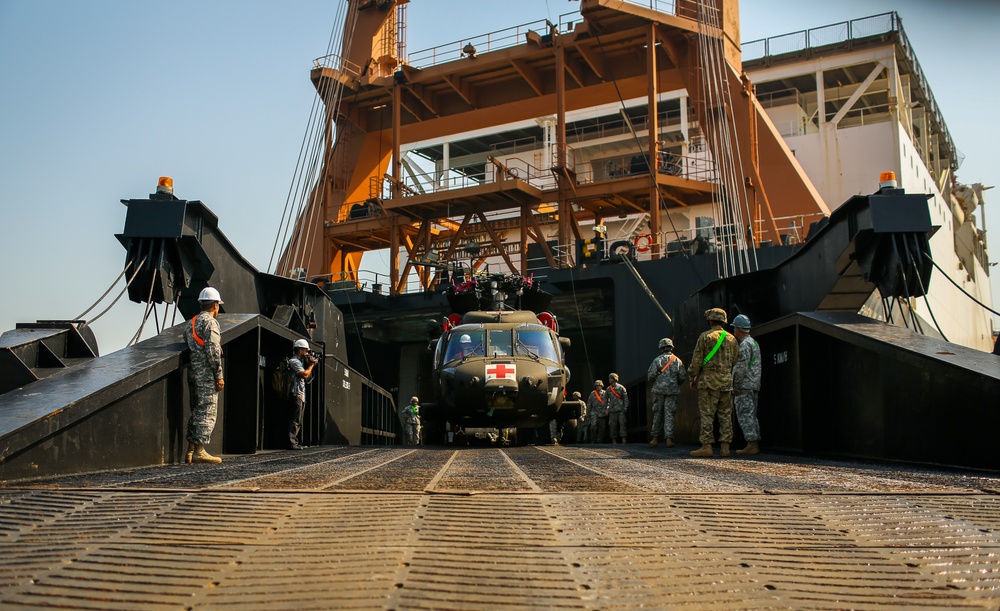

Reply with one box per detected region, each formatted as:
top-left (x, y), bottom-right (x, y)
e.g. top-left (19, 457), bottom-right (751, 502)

top-left (185, 442), bottom-right (196, 464)
top-left (736, 441), bottom-right (760, 456)
top-left (719, 443), bottom-right (731, 457)
top-left (191, 445), bottom-right (222, 464)
top-left (649, 437), bottom-right (659, 447)
top-left (611, 438), bottom-right (618, 444)
top-left (690, 444), bottom-right (713, 458)
top-left (665, 438), bottom-right (675, 448)
top-left (621, 437), bottom-right (628, 444)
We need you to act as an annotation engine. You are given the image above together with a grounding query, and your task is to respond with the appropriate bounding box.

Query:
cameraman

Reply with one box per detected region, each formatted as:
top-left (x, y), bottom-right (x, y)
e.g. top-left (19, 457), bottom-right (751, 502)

top-left (288, 339), bottom-right (318, 450)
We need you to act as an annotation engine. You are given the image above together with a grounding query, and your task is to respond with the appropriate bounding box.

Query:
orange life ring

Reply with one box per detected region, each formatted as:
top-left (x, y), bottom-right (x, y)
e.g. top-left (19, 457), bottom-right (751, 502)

top-left (634, 233), bottom-right (652, 253)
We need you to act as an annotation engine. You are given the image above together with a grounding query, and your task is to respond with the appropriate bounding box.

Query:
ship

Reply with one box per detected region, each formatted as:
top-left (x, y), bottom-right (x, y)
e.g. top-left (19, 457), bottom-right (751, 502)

top-left (0, 0), bottom-right (997, 482)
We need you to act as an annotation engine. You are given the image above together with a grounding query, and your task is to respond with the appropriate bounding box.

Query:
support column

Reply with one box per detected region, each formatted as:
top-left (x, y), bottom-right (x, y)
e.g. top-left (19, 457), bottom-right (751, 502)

top-left (555, 45), bottom-right (572, 267)
top-left (441, 141), bottom-right (450, 191)
top-left (390, 81), bottom-right (401, 294)
top-left (648, 24), bottom-right (661, 259)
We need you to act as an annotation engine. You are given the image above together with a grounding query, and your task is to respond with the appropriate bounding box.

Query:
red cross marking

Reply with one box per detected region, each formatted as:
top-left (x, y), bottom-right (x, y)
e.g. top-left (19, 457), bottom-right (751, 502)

top-left (486, 364), bottom-right (515, 379)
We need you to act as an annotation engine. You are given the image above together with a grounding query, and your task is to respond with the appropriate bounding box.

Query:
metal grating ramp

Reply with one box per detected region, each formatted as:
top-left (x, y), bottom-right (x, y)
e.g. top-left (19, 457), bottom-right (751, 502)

top-left (0, 446), bottom-right (997, 609)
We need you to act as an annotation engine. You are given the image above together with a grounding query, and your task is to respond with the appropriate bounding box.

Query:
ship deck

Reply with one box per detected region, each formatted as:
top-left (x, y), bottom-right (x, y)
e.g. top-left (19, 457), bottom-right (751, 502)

top-left (1, 445), bottom-right (998, 609)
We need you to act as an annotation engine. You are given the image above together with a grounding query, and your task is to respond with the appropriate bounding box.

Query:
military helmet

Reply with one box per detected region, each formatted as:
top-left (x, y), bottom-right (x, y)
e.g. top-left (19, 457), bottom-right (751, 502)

top-left (459, 334), bottom-right (472, 343)
top-left (705, 307), bottom-right (727, 323)
top-left (410, 396), bottom-right (419, 404)
top-left (571, 391), bottom-right (582, 400)
top-left (608, 372), bottom-right (619, 383)
top-left (732, 314), bottom-right (752, 330)
top-left (594, 379), bottom-right (604, 388)
top-left (658, 337), bottom-right (674, 351)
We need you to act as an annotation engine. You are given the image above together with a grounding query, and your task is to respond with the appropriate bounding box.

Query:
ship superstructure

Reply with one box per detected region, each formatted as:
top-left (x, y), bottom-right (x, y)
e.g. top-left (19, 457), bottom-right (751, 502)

top-left (277, 1), bottom-right (991, 352)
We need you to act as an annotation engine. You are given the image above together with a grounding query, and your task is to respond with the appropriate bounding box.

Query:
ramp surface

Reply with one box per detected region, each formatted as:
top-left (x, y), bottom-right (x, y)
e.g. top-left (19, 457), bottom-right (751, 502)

top-left (1, 446), bottom-right (998, 609)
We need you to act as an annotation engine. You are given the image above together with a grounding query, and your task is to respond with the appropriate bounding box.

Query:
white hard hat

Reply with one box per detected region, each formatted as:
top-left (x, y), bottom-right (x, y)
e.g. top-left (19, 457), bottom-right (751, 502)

top-left (198, 287), bottom-right (223, 304)
top-left (460, 334), bottom-right (472, 342)
top-left (292, 339), bottom-right (309, 350)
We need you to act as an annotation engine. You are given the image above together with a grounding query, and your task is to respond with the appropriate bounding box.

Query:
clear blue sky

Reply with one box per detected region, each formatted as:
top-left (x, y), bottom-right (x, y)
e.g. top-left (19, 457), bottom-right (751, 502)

top-left (1, 0), bottom-right (997, 354)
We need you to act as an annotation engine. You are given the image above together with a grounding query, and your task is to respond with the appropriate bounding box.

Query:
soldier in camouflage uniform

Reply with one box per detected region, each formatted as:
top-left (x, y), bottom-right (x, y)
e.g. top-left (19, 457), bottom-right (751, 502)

top-left (586, 380), bottom-right (607, 443)
top-left (647, 338), bottom-right (688, 448)
top-left (182, 287), bottom-right (225, 464)
top-left (573, 391), bottom-right (590, 444)
top-left (400, 396), bottom-right (421, 445)
top-left (687, 308), bottom-right (739, 457)
top-left (731, 315), bottom-right (762, 455)
top-left (606, 373), bottom-right (629, 443)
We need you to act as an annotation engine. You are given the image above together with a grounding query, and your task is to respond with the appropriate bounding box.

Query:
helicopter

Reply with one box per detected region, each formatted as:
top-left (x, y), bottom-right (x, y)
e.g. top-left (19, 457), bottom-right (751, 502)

top-left (423, 274), bottom-right (583, 444)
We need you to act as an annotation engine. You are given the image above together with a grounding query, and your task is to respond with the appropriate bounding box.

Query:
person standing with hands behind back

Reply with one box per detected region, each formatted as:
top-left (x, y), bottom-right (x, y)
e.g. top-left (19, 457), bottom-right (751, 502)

top-left (288, 338), bottom-right (318, 450)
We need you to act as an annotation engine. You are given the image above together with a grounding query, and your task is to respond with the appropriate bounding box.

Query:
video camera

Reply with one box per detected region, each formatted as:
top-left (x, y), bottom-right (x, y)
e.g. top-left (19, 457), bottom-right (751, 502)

top-left (305, 350), bottom-right (323, 364)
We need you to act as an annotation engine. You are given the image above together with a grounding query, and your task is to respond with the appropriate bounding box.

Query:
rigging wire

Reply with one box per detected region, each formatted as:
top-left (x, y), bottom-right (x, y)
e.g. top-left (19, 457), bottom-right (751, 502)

top-left (73, 261), bottom-right (134, 321)
top-left (128, 265), bottom-right (159, 346)
top-left (568, 269), bottom-right (593, 389)
top-left (592, 32), bottom-right (706, 289)
top-left (283, 1), bottom-right (362, 278)
top-left (79, 256), bottom-right (148, 330)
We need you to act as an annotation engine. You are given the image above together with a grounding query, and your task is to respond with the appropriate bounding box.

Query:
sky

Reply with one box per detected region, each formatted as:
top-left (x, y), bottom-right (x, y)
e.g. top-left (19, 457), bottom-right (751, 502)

top-left (1, 0), bottom-right (997, 355)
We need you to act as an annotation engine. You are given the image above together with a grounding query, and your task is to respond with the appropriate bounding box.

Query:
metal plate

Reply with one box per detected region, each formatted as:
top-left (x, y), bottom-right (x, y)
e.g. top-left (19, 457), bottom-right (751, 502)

top-left (1, 446), bottom-right (998, 609)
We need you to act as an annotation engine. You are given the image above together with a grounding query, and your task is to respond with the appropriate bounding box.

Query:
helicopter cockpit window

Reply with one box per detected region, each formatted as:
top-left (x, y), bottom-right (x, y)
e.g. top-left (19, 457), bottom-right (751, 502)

top-left (444, 330), bottom-right (485, 362)
top-left (487, 329), bottom-right (512, 357)
top-left (515, 329), bottom-right (559, 361)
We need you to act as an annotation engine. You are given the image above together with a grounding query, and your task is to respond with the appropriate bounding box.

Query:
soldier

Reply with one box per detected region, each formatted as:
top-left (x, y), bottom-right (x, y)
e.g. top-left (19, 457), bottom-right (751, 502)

top-left (731, 315), bottom-right (762, 455)
top-left (573, 391), bottom-right (590, 444)
top-left (183, 287), bottom-right (225, 464)
top-left (400, 396), bottom-right (421, 445)
top-left (606, 372), bottom-right (629, 444)
top-left (687, 307), bottom-right (740, 457)
top-left (288, 338), bottom-right (318, 450)
top-left (647, 338), bottom-right (688, 448)
top-left (586, 380), bottom-right (607, 443)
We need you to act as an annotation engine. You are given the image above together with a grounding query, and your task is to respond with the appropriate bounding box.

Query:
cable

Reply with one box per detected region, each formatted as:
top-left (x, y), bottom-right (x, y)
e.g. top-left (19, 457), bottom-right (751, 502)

top-left (902, 236), bottom-right (948, 342)
top-left (73, 260), bottom-right (134, 321)
top-left (924, 251), bottom-right (1000, 318)
top-left (79, 256), bottom-right (148, 330)
top-left (592, 31), bottom-right (706, 289)
top-left (129, 264), bottom-right (158, 346)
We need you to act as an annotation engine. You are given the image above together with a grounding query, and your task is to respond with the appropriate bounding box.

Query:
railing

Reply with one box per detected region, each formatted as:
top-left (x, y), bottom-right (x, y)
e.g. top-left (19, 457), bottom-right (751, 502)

top-left (575, 150), bottom-right (718, 185)
top-left (617, 0), bottom-right (716, 21)
top-left (742, 11), bottom-right (956, 169)
top-left (405, 0), bottom-right (718, 71)
top-left (407, 18), bottom-right (563, 69)
top-left (741, 12), bottom-right (898, 62)
top-left (311, 52), bottom-right (363, 79)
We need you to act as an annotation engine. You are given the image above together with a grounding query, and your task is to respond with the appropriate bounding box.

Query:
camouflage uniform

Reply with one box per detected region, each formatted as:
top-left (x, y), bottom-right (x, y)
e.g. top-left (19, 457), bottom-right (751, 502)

top-left (732, 335), bottom-right (762, 442)
top-left (576, 393), bottom-right (590, 443)
top-left (586, 387), bottom-right (608, 443)
top-left (606, 380), bottom-right (629, 441)
top-left (647, 352), bottom-right (688, 441)
top-left (183, 311), bottom-right (223, 446)
top-left (688, 325), bottom-right (739, 446)
top-left (400, 399), bottom-right (421, 445)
